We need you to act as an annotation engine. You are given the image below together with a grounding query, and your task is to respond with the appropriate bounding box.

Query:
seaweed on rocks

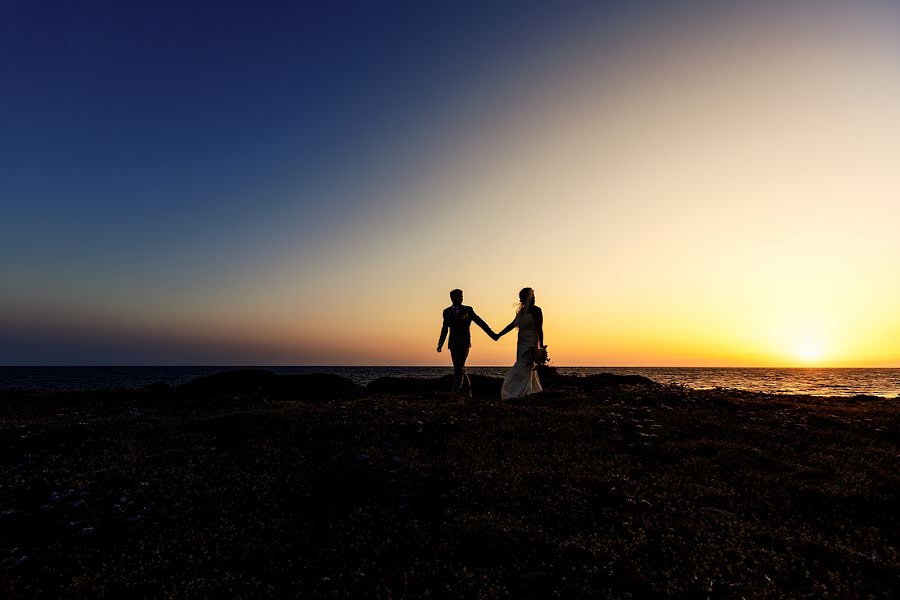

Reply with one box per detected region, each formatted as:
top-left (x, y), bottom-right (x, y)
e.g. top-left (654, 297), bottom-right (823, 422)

top-left (176, 370), bottom-right (362, 406)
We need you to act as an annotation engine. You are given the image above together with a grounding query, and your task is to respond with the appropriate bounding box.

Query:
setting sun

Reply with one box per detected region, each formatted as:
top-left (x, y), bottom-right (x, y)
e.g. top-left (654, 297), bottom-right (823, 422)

top-left (793, 340), bottom-right (826, 363)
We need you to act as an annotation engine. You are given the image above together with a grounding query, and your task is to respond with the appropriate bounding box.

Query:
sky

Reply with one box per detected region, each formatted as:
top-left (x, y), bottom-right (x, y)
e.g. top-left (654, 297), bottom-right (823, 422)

top-left (2, 0), bottom-right (900, 367)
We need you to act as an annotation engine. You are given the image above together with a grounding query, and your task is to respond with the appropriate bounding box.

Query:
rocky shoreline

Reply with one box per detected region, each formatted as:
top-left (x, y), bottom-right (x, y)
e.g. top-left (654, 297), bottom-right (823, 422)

top-left (2, 371), bottom-right (898, 597)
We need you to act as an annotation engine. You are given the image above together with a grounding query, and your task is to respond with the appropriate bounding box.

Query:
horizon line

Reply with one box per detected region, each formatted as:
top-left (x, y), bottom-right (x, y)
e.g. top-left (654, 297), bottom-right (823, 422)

top-left (3, 364), bottom-right (899, 369)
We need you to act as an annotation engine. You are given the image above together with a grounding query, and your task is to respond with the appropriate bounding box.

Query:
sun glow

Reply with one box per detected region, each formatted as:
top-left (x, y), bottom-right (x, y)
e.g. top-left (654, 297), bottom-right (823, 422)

top-left (791, 339), bottom-right (826, 364)
top-left (773, 317), bottom-right (832, 365)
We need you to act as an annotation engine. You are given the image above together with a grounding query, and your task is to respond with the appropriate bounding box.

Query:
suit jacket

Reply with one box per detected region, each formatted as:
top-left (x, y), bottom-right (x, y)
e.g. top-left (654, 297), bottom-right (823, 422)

top-left (439, 304), bottom-right (492, 350)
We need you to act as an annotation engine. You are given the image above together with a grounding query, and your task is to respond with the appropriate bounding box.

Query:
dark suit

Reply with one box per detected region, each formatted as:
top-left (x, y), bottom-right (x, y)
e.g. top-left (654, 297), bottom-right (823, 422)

top-left (438, 304), bottom-right (493, 397)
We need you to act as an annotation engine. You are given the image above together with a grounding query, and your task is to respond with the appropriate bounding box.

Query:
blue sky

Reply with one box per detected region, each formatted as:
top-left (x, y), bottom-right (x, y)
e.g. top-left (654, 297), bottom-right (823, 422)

top-left (2, 1), bottom-right (624, 362)
top-left (1, 1), bottom-right (623, 286)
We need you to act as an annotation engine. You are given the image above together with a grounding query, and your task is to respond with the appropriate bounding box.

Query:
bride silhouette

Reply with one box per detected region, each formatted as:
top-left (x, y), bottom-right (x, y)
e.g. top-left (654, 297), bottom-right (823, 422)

top-left (494, 287), bottom-right (544, 399)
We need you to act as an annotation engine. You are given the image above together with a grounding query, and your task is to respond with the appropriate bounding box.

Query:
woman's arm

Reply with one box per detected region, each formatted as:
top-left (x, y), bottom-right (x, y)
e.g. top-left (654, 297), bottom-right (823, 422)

top-left (534, 307), bottom-right (544, 348)
top-left (496, 318), bottom-right (517, 339)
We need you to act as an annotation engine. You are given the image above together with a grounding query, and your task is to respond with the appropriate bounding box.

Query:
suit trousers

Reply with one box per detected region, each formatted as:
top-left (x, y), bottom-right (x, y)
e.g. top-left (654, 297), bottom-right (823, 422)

top-left (449, 346), bottom-right (471, 397)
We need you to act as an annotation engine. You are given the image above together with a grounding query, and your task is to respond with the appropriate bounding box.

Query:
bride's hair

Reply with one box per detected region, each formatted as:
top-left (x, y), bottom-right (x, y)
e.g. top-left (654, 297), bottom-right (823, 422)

top-left (516, 287), bottom-right (534, 314)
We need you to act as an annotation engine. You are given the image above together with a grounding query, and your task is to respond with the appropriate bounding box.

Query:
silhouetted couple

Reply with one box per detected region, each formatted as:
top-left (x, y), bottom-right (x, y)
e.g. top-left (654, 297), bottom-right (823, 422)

top-left (437, 287), bottom-right (544, 400)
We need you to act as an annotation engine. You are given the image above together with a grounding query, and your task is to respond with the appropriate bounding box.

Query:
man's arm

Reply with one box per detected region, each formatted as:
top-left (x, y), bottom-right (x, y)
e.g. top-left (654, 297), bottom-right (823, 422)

top-left (437, 309), bottom-right (450, 351)
top-left (470, 309), bottom-right (497, 339)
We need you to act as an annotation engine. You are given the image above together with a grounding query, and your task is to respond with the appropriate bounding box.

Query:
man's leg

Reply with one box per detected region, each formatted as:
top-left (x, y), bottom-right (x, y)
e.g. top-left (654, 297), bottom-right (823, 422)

top-left (450, 347), bottom-right (471, 398)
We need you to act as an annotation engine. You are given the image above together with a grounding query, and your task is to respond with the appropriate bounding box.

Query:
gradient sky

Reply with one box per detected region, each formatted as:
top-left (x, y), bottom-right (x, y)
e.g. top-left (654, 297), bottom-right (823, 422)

top-left (3, 1), bottom-right (900, 366)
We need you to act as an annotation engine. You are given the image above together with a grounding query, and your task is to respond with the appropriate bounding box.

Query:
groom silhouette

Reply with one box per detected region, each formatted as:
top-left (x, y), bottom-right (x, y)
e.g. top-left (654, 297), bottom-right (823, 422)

top-left (437, 289), bottom-right (496, 398)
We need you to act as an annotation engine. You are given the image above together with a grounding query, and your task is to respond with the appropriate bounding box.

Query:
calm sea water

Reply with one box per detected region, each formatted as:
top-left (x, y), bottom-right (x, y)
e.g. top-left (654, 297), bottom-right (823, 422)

top-left (0, 366), bottom-right (898, 398)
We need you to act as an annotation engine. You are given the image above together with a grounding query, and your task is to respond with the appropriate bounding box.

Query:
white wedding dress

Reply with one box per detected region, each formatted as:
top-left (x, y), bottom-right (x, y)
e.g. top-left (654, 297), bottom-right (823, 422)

top-left (501, 309), bottom-right (543, 400)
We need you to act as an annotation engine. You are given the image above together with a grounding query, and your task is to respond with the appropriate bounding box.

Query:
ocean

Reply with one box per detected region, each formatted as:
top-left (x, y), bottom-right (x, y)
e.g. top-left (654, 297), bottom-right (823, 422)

top-left (0, 366), bottom-right (898, 398)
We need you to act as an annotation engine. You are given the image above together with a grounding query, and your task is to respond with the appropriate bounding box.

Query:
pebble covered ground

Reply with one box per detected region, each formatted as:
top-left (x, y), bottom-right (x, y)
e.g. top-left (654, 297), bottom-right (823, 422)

top-left (1, 374), bottom-right (898, 598)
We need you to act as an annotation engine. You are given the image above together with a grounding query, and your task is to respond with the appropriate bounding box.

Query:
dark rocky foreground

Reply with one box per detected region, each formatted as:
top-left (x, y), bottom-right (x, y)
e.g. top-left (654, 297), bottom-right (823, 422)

top-left (1, 371), bottom-right (898, 598)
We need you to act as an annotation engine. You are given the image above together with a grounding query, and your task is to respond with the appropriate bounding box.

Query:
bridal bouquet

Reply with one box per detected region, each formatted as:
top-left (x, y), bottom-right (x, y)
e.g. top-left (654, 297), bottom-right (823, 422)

top-left (529, 345), bottom-right (550, 369)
